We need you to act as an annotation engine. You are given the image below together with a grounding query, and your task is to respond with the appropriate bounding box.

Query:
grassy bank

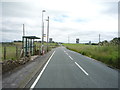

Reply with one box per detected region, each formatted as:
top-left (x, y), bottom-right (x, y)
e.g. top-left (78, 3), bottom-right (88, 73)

top-left (63, 44), bottom-right (119, 69)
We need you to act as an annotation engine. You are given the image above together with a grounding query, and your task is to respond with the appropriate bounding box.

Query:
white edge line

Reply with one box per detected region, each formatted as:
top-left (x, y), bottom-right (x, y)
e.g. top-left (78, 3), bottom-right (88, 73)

top-left (75, 62), bottom-right (89, 76)
top-left (30, 51), bottom-right (56, 89)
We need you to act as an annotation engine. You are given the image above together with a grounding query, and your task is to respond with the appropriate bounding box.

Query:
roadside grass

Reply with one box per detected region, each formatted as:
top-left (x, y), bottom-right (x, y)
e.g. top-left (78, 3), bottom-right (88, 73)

top-left (63, 44), bottom-right (119, 69)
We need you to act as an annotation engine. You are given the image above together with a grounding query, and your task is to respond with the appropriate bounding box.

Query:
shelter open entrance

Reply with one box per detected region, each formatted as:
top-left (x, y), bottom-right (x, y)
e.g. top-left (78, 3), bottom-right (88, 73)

top-left (22, 36), bottom-right (40, 56)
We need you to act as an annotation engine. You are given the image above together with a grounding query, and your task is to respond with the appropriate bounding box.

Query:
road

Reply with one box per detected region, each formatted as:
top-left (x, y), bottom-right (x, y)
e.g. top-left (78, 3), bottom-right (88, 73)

top-left (30, 46), bottom-right (118, 88)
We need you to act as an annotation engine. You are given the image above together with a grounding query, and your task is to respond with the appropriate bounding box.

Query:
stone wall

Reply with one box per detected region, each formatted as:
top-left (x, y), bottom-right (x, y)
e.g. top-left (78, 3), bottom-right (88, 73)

top-left (2, 57), bottom-right (30, 74)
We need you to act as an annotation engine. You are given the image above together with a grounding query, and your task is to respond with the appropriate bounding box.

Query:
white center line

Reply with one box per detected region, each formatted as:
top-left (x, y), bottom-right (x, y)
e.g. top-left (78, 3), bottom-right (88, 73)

top-left (68, 55), bottom-right (73, 60)
top-left (66, 52), bottom-right (69, 55)
top-left (30, 51), bottom-right (56, 89)
top-left (64, 51), bottom-right (74, 61)
top-left (75, 62), bottom-right (89, 76)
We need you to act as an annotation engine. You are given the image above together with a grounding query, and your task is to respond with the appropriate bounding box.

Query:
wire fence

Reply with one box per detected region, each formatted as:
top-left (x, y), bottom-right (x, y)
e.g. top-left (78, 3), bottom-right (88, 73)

top-left (1, 45), bottom-right (22, 60)
top-left (1, 45), bottom-right (41, 61)
top-left (1, 43), bottom-right (59, 61)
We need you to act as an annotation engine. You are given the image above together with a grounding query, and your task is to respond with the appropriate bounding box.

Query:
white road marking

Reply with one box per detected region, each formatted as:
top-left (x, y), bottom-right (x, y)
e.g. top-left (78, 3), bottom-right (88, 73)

top-left (30, 51), bottom-right (56, 89)
top-left (75, 62), bottom-right (89, 76)
top-left (68, 55), bottom-right (73, 60)
top-left (66, 52), bottom-right (69, 55)
top-left (64, 50), bottom-right (66, 53)
top-left (64, 51), bottom-right (74, 61)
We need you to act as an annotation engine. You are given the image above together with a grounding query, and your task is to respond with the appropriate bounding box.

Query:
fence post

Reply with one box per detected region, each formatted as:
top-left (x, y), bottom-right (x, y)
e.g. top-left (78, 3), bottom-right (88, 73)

top-left (34, 45), bottom-right (36, 55)
top-left (39, 46), bottom-right (41, 55)
top-left (4, 46), bottom-right (6, 60)
top-left (16, 46), bottom-right (18, 59)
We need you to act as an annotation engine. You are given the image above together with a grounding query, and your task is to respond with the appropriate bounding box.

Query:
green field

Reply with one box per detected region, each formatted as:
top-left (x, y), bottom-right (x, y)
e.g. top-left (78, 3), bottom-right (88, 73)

top-left (3, 46), bottom-right (16, 60)
top-left (1, 45), bottom-right (20, 60)
top-left (63, 43), bottom-right (119, 69)
top-left (34, 42), bottom-right (59, 51)
top-left (34, 42), bottom-right (58, 46)
top-left (1, 42), bottom-right (59, 61)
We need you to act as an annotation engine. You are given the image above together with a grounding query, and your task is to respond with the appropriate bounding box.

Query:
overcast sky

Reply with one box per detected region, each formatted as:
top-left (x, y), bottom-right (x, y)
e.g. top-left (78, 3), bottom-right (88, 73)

top-left (0, 0), bottom-right (119, 43)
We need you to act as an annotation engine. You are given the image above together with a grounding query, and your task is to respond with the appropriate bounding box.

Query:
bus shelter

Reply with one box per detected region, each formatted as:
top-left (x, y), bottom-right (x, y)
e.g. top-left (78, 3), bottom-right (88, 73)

top-left (22, 36), bottom-right (40, 56)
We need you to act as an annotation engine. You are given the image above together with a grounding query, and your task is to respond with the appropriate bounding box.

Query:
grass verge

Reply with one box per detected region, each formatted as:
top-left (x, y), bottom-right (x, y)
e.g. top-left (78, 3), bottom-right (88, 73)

top-left (63, 43), bottom-right (119, 69)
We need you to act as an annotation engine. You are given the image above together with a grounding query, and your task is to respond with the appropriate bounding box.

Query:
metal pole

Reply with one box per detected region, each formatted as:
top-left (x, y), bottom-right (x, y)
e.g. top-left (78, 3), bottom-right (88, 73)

top-left (68, 35), bottom-right (69, 44)
top-left (99, 34), bottom-right (100, 43)
top-left (23, 24), bottom-right (25, 36)
top-left (47, 16), bottom-right (49, 52)
top-left (25, 38), bottom-right (27, 56)
top-left (98, 34), bottom-right (101, 46)
top-left (22, 24), bottom-right (25, 56)
top-left (4, 46), bottom-right (6, 60)
top-left (41, 10), bottom-right (46, 55)
top-left (16, 46), bottom-right (18, 59)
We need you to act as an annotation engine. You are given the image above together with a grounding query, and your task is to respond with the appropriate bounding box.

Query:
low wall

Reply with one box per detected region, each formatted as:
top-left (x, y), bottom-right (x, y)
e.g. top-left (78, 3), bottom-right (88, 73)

top-left (2, 57), bottom-right (30, 74)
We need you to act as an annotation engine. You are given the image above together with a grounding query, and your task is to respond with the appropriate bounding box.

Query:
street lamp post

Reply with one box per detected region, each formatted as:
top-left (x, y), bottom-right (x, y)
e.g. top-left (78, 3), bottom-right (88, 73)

top-left (22, 24), bottom-right (25, 55)
top-left (41, 10), bottom-right (46, 55)
top-left (46, 16), bottom-right (49, 52)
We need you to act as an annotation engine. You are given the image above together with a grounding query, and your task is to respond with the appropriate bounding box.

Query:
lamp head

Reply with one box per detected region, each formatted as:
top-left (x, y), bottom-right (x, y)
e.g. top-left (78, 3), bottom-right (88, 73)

top-left (42, 10), bottom-right (46, 12)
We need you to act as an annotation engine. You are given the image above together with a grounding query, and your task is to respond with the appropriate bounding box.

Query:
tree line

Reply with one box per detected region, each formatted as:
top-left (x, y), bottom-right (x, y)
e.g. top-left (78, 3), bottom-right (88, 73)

top-left (99, 37), bottom-right (120, 46)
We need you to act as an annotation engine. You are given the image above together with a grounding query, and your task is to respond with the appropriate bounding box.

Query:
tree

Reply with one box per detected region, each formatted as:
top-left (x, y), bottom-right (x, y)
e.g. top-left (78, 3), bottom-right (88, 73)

top-left (110, 37), bottom-right (120, 45)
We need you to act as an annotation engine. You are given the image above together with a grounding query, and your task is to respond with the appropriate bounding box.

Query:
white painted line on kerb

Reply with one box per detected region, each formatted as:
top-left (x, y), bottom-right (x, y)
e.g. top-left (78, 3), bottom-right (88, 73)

top-left (68, 55), bottom-right (73, 60)
top-left (30, 51), bottom-right (56, 89)
top-left (75, 62), bottom-right (89, 76)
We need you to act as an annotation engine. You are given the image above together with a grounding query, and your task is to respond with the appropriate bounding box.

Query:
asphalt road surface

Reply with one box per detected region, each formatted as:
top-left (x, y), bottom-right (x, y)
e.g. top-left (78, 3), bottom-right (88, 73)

top-left (30, 46), bottom-right (118, 88)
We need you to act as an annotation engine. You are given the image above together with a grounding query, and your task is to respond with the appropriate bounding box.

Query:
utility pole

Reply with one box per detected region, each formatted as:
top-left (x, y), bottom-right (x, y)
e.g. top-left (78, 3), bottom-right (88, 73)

top-left (41, 10), bottom-right (46, 55)
top-left (99, 34), bottom-right (100, 43)
top-left (68, 35), bottom-right (69, 44)
top-left (99, 34), bottom-right (101, 46)
top-left (22, 24), bottom-right (25, 50)
top-left (46, 16), bottom-right (49, 52)
top-left (23, 24), bottom-right (25, 36)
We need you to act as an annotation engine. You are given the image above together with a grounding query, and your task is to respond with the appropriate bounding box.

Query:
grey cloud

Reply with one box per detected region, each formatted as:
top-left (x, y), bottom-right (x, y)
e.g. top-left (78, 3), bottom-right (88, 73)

top-left (2, 32), bottom-right (22, 42)
top-left (1, 1), bottom-right (118, 43)
top-left (2, 27), bottom-right (21, 33)
top-left (2, 15), bottom-right (41, 34)
top-left (2, 2), bottom-right (41, 18)
top-left (2, 20), bottom-right (22, 33)
top-left (50, 26), bottom-right (118, 43)
top-left (68, 31), bottom-right (118, 43)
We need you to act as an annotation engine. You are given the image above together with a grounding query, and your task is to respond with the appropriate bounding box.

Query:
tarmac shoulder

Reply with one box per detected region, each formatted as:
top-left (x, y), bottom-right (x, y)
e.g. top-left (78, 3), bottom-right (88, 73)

top-left (2, 49), bottom-right (55, 88)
